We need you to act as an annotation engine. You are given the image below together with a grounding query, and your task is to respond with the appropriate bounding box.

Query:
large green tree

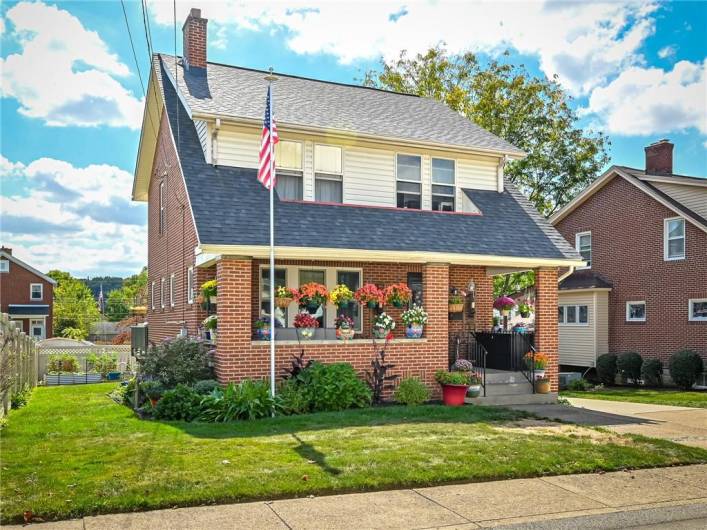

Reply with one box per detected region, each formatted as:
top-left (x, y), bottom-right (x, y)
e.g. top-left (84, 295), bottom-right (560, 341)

top-left (364, 47), bottom-right (610, 216)
top-left (48, 270), bottom-right (101, 340)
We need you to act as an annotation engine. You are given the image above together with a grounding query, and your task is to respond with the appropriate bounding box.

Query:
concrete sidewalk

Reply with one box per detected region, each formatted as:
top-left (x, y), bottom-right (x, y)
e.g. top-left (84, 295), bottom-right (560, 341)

top-left (510, 398), bottom-right (707, 449)
top-left (5, 465), bottom-right (707, 529)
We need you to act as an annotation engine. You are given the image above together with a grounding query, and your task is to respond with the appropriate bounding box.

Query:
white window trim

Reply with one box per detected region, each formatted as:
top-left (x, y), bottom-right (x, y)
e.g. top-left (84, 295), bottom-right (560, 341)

top-left (575, 231), bottom-right (592, 269)
top-left (30, 318), bottom-right (46, 340)
top-left (688, 298), bottom-right (707, 322)
top-left (170, 273), bottom-right (175, 308)
top-left (0, 259), bottom-right (9, 273)
top-left (187, 267), bottom-right (194, 304)
top-left (160, 278), bottom-right (165, 309)
top-left (663, 217), bottom-right (686, 261)
top-left (395, 152), bottom-right (423, 209)
top-left (30, 283), bottom-right (43, 301)
top-left (151, 281), bottom-right (156, 310)
top-left (626, 300), bottom-right (646, 322)
top-left (558, 304), bottom-right (589, 326)
top-left (314, 144), bottom-right (344, 203)
top-left (431, 157), bottom-right (457, 212)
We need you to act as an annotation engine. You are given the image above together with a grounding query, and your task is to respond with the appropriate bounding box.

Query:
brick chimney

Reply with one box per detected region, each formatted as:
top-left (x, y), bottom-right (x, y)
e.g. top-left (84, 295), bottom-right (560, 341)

top-left (645, 139), bottom-right (674, 175)
top-left (182, 8), bottom-right (208, 71)
top-left (1, 246), bottom-right (11, 255)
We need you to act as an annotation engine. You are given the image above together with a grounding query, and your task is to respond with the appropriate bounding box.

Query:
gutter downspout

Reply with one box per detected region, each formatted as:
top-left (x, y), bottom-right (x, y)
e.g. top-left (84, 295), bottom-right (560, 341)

top-left (211, 118), bottom-right (221, 166)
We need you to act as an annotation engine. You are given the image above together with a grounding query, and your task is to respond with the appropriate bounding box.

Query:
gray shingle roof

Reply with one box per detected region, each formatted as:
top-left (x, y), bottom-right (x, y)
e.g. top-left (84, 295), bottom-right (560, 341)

top-left (559, 270), bottom-right (612, 291)
top-left (159, 60), bottom-right (577, 262)
top-left (159, 53), bottom-right (524, 156)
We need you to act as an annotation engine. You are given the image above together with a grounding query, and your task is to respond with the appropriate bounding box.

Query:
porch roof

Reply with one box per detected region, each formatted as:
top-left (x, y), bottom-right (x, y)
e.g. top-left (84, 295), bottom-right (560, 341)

top-left (8, 304), bottom-right (50, 316)
top-left (159, 61), bottom-right (581, 266)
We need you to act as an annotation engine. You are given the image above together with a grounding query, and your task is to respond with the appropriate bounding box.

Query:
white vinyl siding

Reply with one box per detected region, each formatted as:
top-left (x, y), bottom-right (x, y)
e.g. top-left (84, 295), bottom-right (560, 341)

top-left (456, 154), bottom-right (498, 191)
top-left (217, 128), bottom-right (260, 168)
top-left (194, 119), bottom-right (210, 162)
top-left (343, 147), bottom-right (396, 206)
top-left (651, 181), bottom-right (707, 220)
top-left (558, 291), bottom-right (608, 367)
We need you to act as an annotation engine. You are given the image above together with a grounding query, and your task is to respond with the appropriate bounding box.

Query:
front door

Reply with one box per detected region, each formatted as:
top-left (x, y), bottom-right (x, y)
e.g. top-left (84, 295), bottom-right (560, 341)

top-left (30, 319), bottom-right (45, 340)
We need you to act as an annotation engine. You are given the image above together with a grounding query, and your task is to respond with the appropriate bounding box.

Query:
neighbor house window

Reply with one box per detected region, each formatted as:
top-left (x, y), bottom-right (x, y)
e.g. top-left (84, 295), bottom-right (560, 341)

top-left (576, 231), bottom-right (592, 268)
top-left (558, 304), bottom-right (588, 325)
top-left (187, 267), bottom-right (194, 304)
top-left (314, 144), bottom-right (343, 203)
top-left (30, 319), bottom-right (45, 340)
top-left (0, 259), bottom-right (8, 273)
top-left (688, 299), bottom-right (707, 322)
top-left (275, 140), bottom-right (303, 201)
top-left (159, 181), bottom-right (166, 235)
top-left (626, 301), bottom-right (646, 322)
top-left (396, 154), bottom-right (421, 209)
top-left (160, 278), bottom-right (165, 309)
top-left (170, 273), bottom-right (175, 308)
top-left (431, 158), bottom-right (455, 211)
top-left (151, 281), bottom-right (156, 310)
top-left (664, 217), bottom-right (685, 260)
top-left (30, 283), bottom-right (43, 300)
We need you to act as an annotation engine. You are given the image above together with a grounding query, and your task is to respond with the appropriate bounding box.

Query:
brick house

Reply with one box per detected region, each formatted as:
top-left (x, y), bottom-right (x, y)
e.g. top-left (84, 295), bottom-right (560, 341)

top-left (551, 140), bottom-right (707, 371)
top-left (0, 247), bottom-right (56, 339)
top-left (131, 8), bottom-right (583, 396)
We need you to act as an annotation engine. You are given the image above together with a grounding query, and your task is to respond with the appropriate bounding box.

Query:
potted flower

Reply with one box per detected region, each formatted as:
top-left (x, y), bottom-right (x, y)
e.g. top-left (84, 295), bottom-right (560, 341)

top-left (355, 284), bottom-right (384, 309)
top-left (201, 280), bottom-right (218, 305)
top-left (372, 312), bottom-right (395, 339)
top-left (449, 289), bottom-right (466, 313)
top-left (203, 315), bottom-right (217, 343)
top-left (254, 317), bottom-right (272, 340)
top-left (535, 377), bottom-right (551, 394)
top-left (275, 286), bottom-right (299, 309)
top-left (401, 305), bottom-right (428, 338)
top-left (518, 302), bottom-right (533, 318)
top-left (435, 370), bottom-right (472, 406)
top-left (140, 380), bottom-right (164, 408)
top-left (294, 312), bottom-right (319, 340)
top-left (451, 359), bottom-right (482, 397)
top-left (524, 351), bottom-right (549, 379)
top-left (335, 314), bottom-right (355, 340)
top-left (494, 295), bottom-right (516, 316)
top-left (298, 282), bottom-right (328, 312)
top-left (330, 284), bottom-right (355, 308)
top-left (385, 283), bottom-right (412, 308)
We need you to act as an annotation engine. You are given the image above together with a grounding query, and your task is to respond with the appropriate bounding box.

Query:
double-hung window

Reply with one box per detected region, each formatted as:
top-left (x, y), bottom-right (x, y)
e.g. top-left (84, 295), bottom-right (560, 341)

top-left (275, 140), bottom-right (303, 200)
top-left (576, 232), bottom-right (591, 268)
top-left (315, 145), bottom-right (343, 203)
top-left (626, 301), bottom-right (646, 322)
top-left (396, 154), bottom-right (421, 209)
top-left (30, 283), bottom-right (43, 300)
top-left (664, 217), bottom-right (685, 260)
top-left (431, 158), bottom-right (455, 211)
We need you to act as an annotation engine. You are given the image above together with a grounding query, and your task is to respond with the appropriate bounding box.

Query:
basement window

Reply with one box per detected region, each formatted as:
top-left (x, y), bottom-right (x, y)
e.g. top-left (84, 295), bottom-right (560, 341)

top-left (689, 299), bottom-right (707, 322)
top-left (626, 301), bottom-right (646, 322)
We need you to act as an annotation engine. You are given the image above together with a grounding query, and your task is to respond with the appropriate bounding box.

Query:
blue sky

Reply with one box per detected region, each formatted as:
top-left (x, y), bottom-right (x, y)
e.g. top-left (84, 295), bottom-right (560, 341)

top-left (1, 1), bottom-right (706, 277)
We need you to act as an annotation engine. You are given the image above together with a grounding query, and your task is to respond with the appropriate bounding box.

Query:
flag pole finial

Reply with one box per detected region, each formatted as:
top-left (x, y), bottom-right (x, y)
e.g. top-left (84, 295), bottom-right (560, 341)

top-left (264, 66), bottom-right (278, 83)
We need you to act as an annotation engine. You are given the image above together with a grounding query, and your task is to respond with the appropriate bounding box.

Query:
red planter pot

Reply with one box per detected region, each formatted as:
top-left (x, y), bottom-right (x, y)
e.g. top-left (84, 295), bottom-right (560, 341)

top-left (441, 384), bottom-right (468, 406)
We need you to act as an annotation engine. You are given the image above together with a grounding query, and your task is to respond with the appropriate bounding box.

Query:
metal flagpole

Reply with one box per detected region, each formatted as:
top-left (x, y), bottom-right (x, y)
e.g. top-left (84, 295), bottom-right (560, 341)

top-left (265, 68), bottom-right (278, 399)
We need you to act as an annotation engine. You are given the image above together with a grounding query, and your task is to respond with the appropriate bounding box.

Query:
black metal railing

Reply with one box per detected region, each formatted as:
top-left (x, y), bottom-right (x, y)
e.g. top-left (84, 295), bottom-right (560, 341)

top-left (453, 334), bottom-right (487, 397)
top-left (472, 331), bottom-right (536, 393)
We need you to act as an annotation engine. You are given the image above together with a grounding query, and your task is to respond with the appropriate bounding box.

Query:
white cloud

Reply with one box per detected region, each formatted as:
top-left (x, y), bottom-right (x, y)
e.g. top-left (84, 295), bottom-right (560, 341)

top-left (658, 45), bottom-right (676, 59)
top-left (0, 1), bottom-right (143, 129)
top-left (0, 156), bottom-right (146, 276)
top-left (583, 59), bottom-right (707, 136)
top-left (148, 0), bottom-right (659, 95)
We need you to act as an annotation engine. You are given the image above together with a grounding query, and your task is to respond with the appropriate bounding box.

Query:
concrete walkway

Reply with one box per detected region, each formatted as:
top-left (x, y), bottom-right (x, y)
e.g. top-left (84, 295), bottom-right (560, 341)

top-left (5, 465), bottom-right (707, 529)
top-left (510, 398), bottom-right (707, 449)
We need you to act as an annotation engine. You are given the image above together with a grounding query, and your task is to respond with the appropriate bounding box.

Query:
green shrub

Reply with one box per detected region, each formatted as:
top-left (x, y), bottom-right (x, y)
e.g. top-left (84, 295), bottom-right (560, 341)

top-left (193, 379), bottom-right (220, 395)
top-left (139, 380), bottom-right (164, 400)
top-left (299, 362), bottom-right (372, 412)
top-left (86, 353), bottom-right (117, 377)
top-left (669, 350), bottom-right (704, 390)
top-left (154, 385), bottom-right (202, 421)
top-left (567, 378), bottom-right (593, 391)
top-left (435, 370), bottom-right (473, 386)
top-left (11, 385), bottom-right (32, 409)
top-left (394, 378), bottom-right (430, 406)
top-left (199, 380), bottom-right (276, 422)
top-left (277, 378), bottom-right (311, 415)
top-left (617, 352), bottom-right (643, 384)
top-left (641, 359), bottom-right (663, 387)
top-left (140, 338), bottom-right (213, 387)
top-left (596, 354), bottom-right (617, 385)
top-left (47, 354), bottom-right (80, 373)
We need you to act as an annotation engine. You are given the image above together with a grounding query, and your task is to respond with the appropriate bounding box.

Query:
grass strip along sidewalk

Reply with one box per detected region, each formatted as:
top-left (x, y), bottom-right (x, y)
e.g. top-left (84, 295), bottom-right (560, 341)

top-left (2, 383), bottom-right (706, 524)
top-left (561, 387), bottom-right (707, 409)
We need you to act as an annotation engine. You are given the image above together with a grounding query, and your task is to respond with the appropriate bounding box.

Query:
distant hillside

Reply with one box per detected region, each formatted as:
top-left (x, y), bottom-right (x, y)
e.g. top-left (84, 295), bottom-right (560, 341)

top-left (82, 276), bottom-right (123, 298)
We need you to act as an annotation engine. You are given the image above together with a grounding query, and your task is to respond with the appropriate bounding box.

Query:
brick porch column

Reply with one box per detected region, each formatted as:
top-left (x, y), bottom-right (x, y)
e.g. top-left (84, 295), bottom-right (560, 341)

top-left (215, 256), bottom-right (252, 384)
top-left (475, 271), bottom-right (494, 331)
top-left (535, 267), bottom-right (559, 392)
top-left (423, 263), bottom-right (450, 383)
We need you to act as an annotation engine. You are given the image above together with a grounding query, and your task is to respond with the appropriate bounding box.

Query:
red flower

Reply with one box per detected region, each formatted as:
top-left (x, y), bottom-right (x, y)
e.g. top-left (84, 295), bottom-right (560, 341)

top-left (354, 284), bottom-right (384, 304)
top-left (294, 313), bottom-right (320, 328)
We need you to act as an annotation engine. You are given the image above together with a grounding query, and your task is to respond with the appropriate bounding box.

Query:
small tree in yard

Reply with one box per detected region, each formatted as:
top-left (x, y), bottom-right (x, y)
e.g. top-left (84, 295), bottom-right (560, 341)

top-left (669, 350), bottom-right (704, 390)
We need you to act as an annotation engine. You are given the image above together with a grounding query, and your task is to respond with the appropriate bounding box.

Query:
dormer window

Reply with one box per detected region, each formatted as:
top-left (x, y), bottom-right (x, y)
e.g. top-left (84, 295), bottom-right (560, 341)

top-left (432, 158), bottom-right (455, 212)
top-left (664, 217), bottom-right (685, 260)
top-left (575, 232), bottom-right (591, 268)
top-left (396, 154), bottom-right (421, 209)
top-left (315, 145), bottom-right (343, 203)
top-left (275, 140), bottom-right (303, 201)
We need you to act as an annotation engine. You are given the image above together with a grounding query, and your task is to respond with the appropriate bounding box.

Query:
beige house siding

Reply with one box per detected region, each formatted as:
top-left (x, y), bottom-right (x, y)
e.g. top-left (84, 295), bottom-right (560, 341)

top-left (343, 146), bottom-right (396, 206)
top-left (194, 119), bottom-right (210, 163)
top-left (558, 291), bottom-right (596, 367)
top-left (594, 290), bottom-right (609, 358)
top-left (651, 181), bottom-right (707, 220)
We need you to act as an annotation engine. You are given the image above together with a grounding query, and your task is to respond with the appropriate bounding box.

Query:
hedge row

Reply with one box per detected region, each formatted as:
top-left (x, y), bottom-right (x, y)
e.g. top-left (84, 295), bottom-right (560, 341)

top-left (596, 350), bottom-right (704, 390)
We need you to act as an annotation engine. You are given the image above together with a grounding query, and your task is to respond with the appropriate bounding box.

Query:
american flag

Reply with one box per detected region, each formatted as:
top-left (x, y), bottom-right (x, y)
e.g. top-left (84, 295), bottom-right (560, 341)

top-left (257, 85), bottom-right (279, 189)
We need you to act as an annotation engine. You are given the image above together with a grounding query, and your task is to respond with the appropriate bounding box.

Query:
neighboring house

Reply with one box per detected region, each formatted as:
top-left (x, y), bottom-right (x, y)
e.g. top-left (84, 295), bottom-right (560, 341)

top-left (551, 140), bottom-right (707, 369)
top-left (131, 9), bottom-right (583, 393)
top-left (0, 247), bottom-right (56, 340)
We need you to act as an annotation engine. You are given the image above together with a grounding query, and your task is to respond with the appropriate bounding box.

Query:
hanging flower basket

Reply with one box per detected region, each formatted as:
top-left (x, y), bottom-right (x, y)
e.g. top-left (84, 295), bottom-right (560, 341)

top-left (385, 283), bottom-right (412, 308)
top-left (275, 286), bottom-right (299, 308)
top-left (330, 284), bottom-right (355, 309)
top-left (494, 295), bottom-right (516, 315)
top-left (298, 283), bottom-right (328, 311)
top-left (448, 302), bottom-right (464, 313)
top-left (355, 284), bottom-right (384, 309)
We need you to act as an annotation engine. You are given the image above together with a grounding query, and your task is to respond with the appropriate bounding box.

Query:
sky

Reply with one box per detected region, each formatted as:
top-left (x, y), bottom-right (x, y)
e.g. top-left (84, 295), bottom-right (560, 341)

top-left (1, 0), bottom-right (706, 278)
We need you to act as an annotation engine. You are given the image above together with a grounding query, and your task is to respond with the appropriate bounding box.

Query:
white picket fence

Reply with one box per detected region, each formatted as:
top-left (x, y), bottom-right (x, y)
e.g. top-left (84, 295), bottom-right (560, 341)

top-left (0, 313), bottom-right (40, 417)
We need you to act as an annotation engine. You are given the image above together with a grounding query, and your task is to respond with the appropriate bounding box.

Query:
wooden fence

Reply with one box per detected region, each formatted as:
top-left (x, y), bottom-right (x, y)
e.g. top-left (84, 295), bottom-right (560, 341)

top-left (1, 312), bottom-right (39, 418)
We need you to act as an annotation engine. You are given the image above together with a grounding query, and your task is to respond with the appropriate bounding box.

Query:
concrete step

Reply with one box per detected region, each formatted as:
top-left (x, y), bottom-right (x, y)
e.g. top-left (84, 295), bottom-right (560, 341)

top-left (483, 382), bottom-right (533, 396)
top-left (466, 392), bottom-right (557, 406)
top-left (484, 371), bottom-right (531, 384)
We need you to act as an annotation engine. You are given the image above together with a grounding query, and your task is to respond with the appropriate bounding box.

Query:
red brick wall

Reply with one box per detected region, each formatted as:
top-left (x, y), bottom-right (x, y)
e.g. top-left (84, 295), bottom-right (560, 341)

top-left (555, 175), bottom-right (707, 363)
top-left (0, 260), bottom-right (54, 337)
top-left (535, 267), bottom-right (559, 391)
top-left (146, 111), bottom-right (208, 342)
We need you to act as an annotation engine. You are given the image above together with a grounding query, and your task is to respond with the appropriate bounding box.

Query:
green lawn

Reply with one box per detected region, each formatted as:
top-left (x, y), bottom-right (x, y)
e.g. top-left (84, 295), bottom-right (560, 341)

top-left (2, 384), bottom-right (706, 524)
top-left (561, 387), bottom-right (707, 409)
